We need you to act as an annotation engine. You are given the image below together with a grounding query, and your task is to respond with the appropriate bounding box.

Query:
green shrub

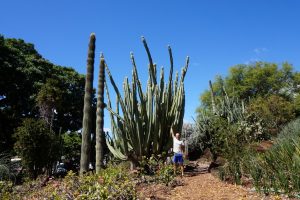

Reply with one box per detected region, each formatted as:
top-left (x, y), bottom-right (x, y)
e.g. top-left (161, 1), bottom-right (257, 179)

top-left (13, 164), bottom-right (137, 199)
top-left (248, 118), bottom-right (300, 196)
top-left (156, 164), bottom-right (175, 185)
top-left (14, 118), bottom-right (60, 179)
top-left (0, 181), bottom-right (13, 200)
top-left (138, 154), bottom-right (175, 185)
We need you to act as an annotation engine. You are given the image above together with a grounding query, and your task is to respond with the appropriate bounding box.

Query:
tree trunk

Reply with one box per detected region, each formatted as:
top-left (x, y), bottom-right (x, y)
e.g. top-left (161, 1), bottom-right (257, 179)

top-left (80, 33), bottom-right (96, 175)
top-left (96, 55), bottom-right (105, 173)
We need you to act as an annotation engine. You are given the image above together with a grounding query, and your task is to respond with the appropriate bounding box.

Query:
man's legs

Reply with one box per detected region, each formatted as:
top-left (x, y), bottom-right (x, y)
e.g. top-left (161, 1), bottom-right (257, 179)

top-left (180, 163), bottom-right (184, 177)
top-left (173, 154), bottom-right (184, 176)
top-left (173, 154), bottom-right (178, 175)
top-left (173, 163), bottom-right (177, 175)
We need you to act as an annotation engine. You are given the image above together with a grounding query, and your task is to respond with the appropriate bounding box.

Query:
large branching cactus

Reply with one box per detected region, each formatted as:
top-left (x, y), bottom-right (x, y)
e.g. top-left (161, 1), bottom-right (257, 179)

top-left (104, 37), bottom-right (189, 167)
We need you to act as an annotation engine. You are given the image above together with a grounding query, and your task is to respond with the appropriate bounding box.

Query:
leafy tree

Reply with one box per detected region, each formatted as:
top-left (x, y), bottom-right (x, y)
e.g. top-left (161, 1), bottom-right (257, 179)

top-left (0, 35), bottom-right (87, 153)
top-left (200, 62), bottom-right (299, 109)
top-left (62, 132), bottom-right (81, 161)
top-left (247, 95), bottom-right (295, 135)
top-left (36, 78), bottom-right (63, 128)
top-left (13, 118), bottom-right (59, 179)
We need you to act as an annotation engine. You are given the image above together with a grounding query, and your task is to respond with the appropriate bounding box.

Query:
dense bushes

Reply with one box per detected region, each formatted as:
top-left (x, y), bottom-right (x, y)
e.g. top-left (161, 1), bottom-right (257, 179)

top-left (138, 154), bottom-right (175, 185)
top-left (13, 119), bottom-right (60, 179)
top-left (6, 164), bottom-right (136, 199)
top-left (247, 95), bottom-right (295, 136)
top-left (247, 118), bottom-right (300, 195)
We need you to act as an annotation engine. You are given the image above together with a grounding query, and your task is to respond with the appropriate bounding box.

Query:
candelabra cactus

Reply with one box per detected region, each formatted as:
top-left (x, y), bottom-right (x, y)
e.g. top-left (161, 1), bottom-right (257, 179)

top-left (80, 33), bottom-right (95, 174)
top-left (104, 37), bottom-right (189, 168)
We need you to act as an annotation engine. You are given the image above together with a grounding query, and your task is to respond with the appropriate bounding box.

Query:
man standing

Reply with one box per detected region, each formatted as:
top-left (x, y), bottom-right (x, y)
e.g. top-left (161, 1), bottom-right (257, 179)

top-left (171, 127), bottom-right (185, 177)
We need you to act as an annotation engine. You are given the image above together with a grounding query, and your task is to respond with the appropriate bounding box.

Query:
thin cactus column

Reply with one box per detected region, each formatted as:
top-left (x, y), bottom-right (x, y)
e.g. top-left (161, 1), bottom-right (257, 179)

top-left (80, 33), bottom-right (96, 175)
top-left (95, 54), bottom-right (105, 173)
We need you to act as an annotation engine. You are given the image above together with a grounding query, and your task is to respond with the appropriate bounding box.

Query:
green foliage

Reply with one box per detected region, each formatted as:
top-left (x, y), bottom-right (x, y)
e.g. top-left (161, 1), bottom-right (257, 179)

top-left (138, 154), bottom-right (175, 185)
top-left (199, 62), bottom-right (299, 109)
top-left (0, 180), bottom-right (13, 199)
top-left (0, 154), bottom-right (11, 181)
top-left (105, 37), bottom-right (189, 167)
top-left (36, 78), bottom-right (63, 125)
top-left (191, 84), bottom-right (266, 184)
top-left (247, 118), bottom-right (300, 195)
top-left (10, 165), bottom-right (136, 199)
top-left (190, 84), bottom-right (265, 158)
top-left (13, 118), bottom-right (59, 179)
top-left (156, 164), bottom-right (174, 185)
top-left (247, 95), bottom-right (295, 135)
top-left (62, 132), bottom-right (81, 160)
top-left (194, 63), bottom-right (299, 185)
top-left (0, 35), bottom-right (86, 153)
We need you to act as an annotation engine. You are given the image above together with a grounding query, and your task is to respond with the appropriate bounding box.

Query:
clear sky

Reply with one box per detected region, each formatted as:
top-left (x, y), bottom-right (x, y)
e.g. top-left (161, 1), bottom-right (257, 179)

top-left (1, 0), bottom-right (300, 130)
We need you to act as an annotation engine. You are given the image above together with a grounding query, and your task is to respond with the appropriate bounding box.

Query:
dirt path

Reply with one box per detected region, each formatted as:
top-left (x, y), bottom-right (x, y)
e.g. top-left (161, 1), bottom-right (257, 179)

top-left (169, 173), bottom-right (265, 200)
top-left (138, 162), bottom-right (290, 200)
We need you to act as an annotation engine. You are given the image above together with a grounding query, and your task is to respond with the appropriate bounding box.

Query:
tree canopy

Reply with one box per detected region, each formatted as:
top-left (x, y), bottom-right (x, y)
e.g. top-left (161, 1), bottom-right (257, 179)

top-left (0, 35), bottom-right (86, 153)
top-left (199, 62), bottom-right (300, 110)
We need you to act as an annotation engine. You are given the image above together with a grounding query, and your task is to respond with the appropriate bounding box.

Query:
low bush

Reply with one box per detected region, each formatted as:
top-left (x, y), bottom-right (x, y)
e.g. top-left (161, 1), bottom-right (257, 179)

top-left (138, 154), bottom-right (175, 185)
top-left (247, 118), bottom-right (300, 196)
top-left (0, 181), bottom-right (13, 200)
top-left (9, 164), bottom-right (136, 199)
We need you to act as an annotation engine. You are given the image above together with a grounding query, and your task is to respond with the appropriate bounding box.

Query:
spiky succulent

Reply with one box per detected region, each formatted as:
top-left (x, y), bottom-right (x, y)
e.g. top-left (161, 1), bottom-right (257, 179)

top-left (104, 37), bottom-right (189, 166)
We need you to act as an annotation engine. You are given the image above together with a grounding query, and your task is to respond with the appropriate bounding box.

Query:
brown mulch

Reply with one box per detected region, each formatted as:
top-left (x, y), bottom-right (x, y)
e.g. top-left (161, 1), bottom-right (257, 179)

top-left (137, 162), bottom-right (291, 200)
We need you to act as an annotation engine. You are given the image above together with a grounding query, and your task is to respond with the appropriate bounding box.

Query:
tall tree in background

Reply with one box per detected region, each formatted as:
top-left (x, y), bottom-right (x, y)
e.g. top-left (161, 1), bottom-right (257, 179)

top-left (0, 35), bottom-right (86, 153)
top-left (14, 119), bottom-right (59, 179)
top-left (197, 62), bottom-right (300, 136)
top-left (36, 78), bottom-right (63, 130)
top-left (80, 33), bottom-right (96, 174)
top-left (199, 62), bottom-right (300, 109)
top-left (95, 54), bottom-right (105, 173)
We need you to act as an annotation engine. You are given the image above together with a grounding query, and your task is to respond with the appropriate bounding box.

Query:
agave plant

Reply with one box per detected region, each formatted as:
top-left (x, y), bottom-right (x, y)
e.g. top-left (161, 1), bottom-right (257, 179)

top-left (104, 37), bottom-right (189, 168)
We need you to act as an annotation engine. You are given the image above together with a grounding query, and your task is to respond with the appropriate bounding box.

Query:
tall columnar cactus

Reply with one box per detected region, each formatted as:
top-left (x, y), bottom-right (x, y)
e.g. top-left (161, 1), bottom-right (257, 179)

top-left (104, 37), bottom-right (189, 168)
top-left (95, 54), bottom-right (105, 173)
top-left (80, 33), bottom-right (95, 175)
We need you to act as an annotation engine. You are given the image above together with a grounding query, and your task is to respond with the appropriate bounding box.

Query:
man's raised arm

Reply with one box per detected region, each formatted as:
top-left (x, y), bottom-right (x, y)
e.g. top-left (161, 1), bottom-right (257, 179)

top-left (170, 126), bottom-right (175, 138)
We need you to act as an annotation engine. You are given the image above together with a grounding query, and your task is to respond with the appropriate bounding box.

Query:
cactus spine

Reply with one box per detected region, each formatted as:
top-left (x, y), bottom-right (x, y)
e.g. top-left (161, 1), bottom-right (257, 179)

top-left (80, 33), bottom-right (95, 175)
top-left (105, 37), bottom-right (189, 168)
top-left (95, 54), bottom-right (105, 173)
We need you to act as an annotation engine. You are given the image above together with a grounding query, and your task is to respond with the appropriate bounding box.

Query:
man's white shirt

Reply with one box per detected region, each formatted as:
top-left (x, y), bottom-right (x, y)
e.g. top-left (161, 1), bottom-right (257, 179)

top-left (173, 137), bottom-right (184, 154)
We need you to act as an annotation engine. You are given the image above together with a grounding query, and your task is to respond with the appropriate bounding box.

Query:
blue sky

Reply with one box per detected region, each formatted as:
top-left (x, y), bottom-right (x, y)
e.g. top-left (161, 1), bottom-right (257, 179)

top-left (1, 0), bottom-right (300, 130)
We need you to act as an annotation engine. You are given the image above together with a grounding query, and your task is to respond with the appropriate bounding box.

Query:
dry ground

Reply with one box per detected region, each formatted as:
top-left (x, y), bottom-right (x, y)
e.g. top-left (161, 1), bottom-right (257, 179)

top-left (137, 162), bottom-right (292, 200)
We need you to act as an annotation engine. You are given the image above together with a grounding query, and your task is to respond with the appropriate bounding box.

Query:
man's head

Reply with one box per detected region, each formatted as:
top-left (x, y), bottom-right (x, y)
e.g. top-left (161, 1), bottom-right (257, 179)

top-left (175, 132), bottom-right (181, 140)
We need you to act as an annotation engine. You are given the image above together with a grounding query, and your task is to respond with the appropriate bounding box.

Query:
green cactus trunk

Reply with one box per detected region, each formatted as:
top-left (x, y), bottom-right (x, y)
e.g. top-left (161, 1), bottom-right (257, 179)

top-left (95, 54), bottom-right (105, 173)
top-left (80, 33), bottom-right (96, 175)
top-left (104, 37), bottom-right (189, 168)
